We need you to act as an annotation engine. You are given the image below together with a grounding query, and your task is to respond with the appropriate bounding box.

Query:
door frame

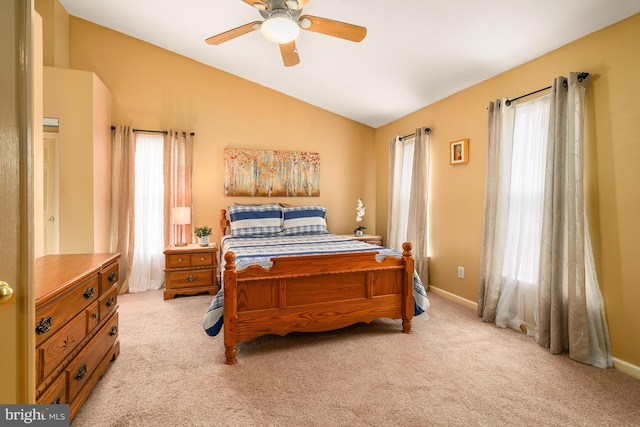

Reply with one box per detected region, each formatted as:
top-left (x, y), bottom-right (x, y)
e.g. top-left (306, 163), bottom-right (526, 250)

top-left (0, 0), bottom-right (36, 403)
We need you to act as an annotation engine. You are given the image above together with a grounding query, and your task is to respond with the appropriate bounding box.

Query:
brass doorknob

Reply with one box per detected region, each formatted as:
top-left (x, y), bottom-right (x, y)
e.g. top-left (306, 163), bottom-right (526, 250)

top-left (0, 281), bottom-right (15, 304)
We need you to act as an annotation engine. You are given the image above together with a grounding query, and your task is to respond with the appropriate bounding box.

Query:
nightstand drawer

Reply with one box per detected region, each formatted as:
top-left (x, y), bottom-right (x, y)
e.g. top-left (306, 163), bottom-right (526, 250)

top-left (190, 252), bottom-right (213, 267)
top-left (167, 254), bottom-right (192, 268)
top-left (167, 269), bottom-right (213, 289)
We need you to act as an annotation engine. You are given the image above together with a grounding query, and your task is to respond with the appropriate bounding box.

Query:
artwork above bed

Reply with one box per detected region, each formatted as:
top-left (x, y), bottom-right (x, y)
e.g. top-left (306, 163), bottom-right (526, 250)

top-left (224, 148), bottom-right (320, 197)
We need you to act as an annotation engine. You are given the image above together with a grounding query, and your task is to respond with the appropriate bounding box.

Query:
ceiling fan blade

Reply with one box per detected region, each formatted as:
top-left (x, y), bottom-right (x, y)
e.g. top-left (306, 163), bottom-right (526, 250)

top-left (279, 41), bottom-right (300, 67)
top-left (299, 15), bottom-right (366, 42)
top-left (205, 22), bottom-right (261, 45)
top-left (241, 0), bottom-right (269, 10)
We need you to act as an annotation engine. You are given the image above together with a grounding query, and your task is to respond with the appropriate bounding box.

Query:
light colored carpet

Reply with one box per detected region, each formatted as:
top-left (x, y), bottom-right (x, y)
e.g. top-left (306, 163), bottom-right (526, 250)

top-left (72, 289), bottom-right (640, 427)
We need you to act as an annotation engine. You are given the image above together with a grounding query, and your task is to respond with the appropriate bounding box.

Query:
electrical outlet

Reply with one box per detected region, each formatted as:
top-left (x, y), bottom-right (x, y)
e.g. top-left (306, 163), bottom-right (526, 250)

top-left (457, 266), bottom-right (465, 279)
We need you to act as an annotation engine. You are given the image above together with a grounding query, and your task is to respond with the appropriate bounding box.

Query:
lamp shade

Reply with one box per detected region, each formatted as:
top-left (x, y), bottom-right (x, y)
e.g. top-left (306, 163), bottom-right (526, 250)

top-left (171, 207), bottom-right (191, 225)
top-left (261, 12), bottom-right (300, 44)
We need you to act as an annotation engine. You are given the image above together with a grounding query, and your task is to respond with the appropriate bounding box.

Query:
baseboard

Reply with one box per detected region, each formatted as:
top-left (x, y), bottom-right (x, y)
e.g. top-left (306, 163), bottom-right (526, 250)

top-left (613, 357), bottom-right (640, 379)
top-left (428, 286), bottom-right (640, 379)
top-left (428, 285), bottom-right (478, 310)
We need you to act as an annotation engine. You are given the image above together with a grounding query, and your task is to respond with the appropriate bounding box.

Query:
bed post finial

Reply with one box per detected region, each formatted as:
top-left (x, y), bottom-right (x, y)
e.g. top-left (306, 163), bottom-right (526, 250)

top-left (224, 251), bottom-right (236, 271)
top-left (402, 242), bottom-right (413, 259)
top-left (220, 209), bottom-right (230, 237)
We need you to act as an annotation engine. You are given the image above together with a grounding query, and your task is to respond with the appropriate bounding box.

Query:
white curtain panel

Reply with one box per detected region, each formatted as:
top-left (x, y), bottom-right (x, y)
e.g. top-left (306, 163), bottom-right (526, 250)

top-left (537, 73), bottom-right (612, 368)
top-left (495, 95), bottom-right (550, 334)
top-left (388, 135), bottom-right (404, 251)
top-left (388, 128), bottom-right (430, 283)
top-left (109, 126), bottom-right (135, 294)
top-left (128, 133), bottom-right (165, 292)
top-left (477, 99), bottom-right (515, 321)
top-left (164, 131), bottom-right (194, 246)
top-left (479, 73), bottom-right (612, 368)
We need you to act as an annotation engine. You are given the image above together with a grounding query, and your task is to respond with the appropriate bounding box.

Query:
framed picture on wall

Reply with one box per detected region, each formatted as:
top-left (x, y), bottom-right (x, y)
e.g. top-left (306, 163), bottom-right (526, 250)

top-left (450, 139), bottom-right (469, 165)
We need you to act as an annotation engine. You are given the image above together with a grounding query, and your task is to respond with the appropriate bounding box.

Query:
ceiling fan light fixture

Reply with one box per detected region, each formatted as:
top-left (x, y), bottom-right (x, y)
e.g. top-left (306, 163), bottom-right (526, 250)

top-left (261, 12), bottom-right (300, 44)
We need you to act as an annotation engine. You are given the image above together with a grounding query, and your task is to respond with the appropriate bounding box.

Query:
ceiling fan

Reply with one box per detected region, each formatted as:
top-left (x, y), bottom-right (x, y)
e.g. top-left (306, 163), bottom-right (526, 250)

top-left (205, 0), bottom-right (367, 67)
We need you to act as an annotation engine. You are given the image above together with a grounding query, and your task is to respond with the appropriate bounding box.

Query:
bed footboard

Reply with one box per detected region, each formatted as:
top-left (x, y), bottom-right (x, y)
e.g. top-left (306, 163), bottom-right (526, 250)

top-left (223, 243), bottom-right (415, 365)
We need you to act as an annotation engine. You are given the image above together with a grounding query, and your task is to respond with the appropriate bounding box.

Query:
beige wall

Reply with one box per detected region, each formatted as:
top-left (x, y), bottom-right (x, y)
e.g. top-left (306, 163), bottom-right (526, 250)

top-left (68, 17), bottom-right (376, 245)
top-left (376, 13), bottom-right (640, 368)
top-left (35, 0), bottom-right (68, 68)
top-left (43, 67), bottom-right (112, 253)
top-left (92, 73), bottom-right (113, 253)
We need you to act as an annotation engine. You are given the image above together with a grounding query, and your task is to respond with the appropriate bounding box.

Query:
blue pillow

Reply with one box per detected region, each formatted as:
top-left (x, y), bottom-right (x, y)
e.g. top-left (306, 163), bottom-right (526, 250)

top-left (228, 204), bottom-right (283, 237)
top-left (283, 206), bottom-right (328, 235)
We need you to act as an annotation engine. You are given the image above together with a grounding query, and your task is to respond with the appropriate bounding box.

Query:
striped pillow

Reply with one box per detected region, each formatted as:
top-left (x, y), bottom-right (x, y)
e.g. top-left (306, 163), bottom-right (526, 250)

top-left (283, 206), bottom-right (328, 235)
top-left (228, 204), bottom-right (283, 237)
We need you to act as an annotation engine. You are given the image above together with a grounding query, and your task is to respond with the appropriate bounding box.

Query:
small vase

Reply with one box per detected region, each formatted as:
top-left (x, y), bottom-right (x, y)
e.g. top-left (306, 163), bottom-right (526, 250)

top-left (199, 235), bottom-right (210, 247)
top-left (355, 230), bottom-right (364, 237)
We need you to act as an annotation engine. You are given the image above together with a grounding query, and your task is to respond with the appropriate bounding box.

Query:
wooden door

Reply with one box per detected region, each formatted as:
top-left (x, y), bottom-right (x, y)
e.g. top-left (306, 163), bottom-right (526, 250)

top-left (0, 0), bottom-right (36, 403)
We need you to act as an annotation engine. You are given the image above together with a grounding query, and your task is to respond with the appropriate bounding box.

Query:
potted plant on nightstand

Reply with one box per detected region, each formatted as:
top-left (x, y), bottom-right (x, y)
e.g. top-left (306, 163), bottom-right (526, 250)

top-left (194, 225), bottom-right (212, 247)
top-left (354, 198), bottom-right (367, 237)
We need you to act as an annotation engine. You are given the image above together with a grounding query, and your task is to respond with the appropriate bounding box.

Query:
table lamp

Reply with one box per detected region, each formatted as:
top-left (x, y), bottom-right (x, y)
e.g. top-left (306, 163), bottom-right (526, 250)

top-left (171, 206), bottom-right (191, 246)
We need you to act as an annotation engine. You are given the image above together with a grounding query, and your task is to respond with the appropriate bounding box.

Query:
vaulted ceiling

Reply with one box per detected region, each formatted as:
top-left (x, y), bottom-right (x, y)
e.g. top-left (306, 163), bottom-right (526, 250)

top-left (58, 0), bottom-right (640, 128)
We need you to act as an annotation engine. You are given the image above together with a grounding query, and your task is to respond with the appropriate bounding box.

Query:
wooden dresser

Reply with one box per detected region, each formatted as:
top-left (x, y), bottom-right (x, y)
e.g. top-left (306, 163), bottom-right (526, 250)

top-left (164, 244), bottom-right (219, 300)
top-left (35, 253), bottom-right (121, 421)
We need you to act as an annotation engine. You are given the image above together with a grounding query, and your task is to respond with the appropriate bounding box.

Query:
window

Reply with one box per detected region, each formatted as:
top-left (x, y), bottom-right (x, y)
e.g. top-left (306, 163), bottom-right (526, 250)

top-left (395, 137), bottom-right (415, 246)
top-left (495, 95), bottom-right (550, 332)
top-left (127, 133), bottom-right (165, 292)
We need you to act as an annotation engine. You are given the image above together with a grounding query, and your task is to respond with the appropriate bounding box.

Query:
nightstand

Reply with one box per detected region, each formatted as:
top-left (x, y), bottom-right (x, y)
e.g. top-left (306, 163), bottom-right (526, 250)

top-left (340, 234), bottom-right (384, 246)
top-left (164, 244), bottom-right (218, 300)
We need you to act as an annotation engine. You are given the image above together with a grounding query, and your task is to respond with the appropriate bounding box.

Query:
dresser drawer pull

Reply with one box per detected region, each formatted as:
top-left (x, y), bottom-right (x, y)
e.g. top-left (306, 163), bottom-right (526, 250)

top-left (83, 287), bottom-right (95, 299)
top-left (106, 296), bottom-right (115, 307)
top-left (52, 397), bottom-right (61, 404)
top-left (75, 365), bottom-right (87, 381)
top-left (200, 257), bottom-right (205, 261)
top-left (35, 316), bottom-right (53, 335)
top-left (108, 272), bottom-right (117, 282)
top-left (110, 325), bottom-right (118, 336)
top-left (187, 275), bottom-right (198, 282)
top-left (178, 258), bottom-right (183, 263)
top-left (93, 312), bottom-right (99, 319)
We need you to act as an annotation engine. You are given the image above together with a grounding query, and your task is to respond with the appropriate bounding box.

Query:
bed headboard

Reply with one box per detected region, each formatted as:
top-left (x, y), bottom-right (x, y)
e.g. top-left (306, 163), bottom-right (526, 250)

top-left (219, 209), bottom-right (231, 237)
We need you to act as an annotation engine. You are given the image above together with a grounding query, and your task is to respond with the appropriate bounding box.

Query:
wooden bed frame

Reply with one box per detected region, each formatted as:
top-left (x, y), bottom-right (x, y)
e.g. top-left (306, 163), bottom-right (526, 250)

top-left (219, 208), bottom-right (415, 365)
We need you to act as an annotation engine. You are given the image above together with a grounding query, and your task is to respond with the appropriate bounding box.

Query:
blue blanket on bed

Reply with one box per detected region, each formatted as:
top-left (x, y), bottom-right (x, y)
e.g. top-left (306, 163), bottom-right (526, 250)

top-left (203, 234), bottom-right (429, 336)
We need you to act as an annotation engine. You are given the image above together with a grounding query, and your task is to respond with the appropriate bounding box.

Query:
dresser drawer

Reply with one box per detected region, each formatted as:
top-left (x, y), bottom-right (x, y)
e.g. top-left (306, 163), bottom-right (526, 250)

top-left (99, 261), bottom-right (119, 294)
top-left (99, 285), bottom-right (118, 321)
top-left (36, 275), bottom-right (99, 346)
top-left (36, 372), bottom-right (67, 405)
top-left (66, 312), bottom-right (119, 402)
top-left (37, 311), bottom-right (87, 384)
top-left (167, 269), bottom-right (213, 289)
top-left (86, 301), bottom-right (100, 333)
